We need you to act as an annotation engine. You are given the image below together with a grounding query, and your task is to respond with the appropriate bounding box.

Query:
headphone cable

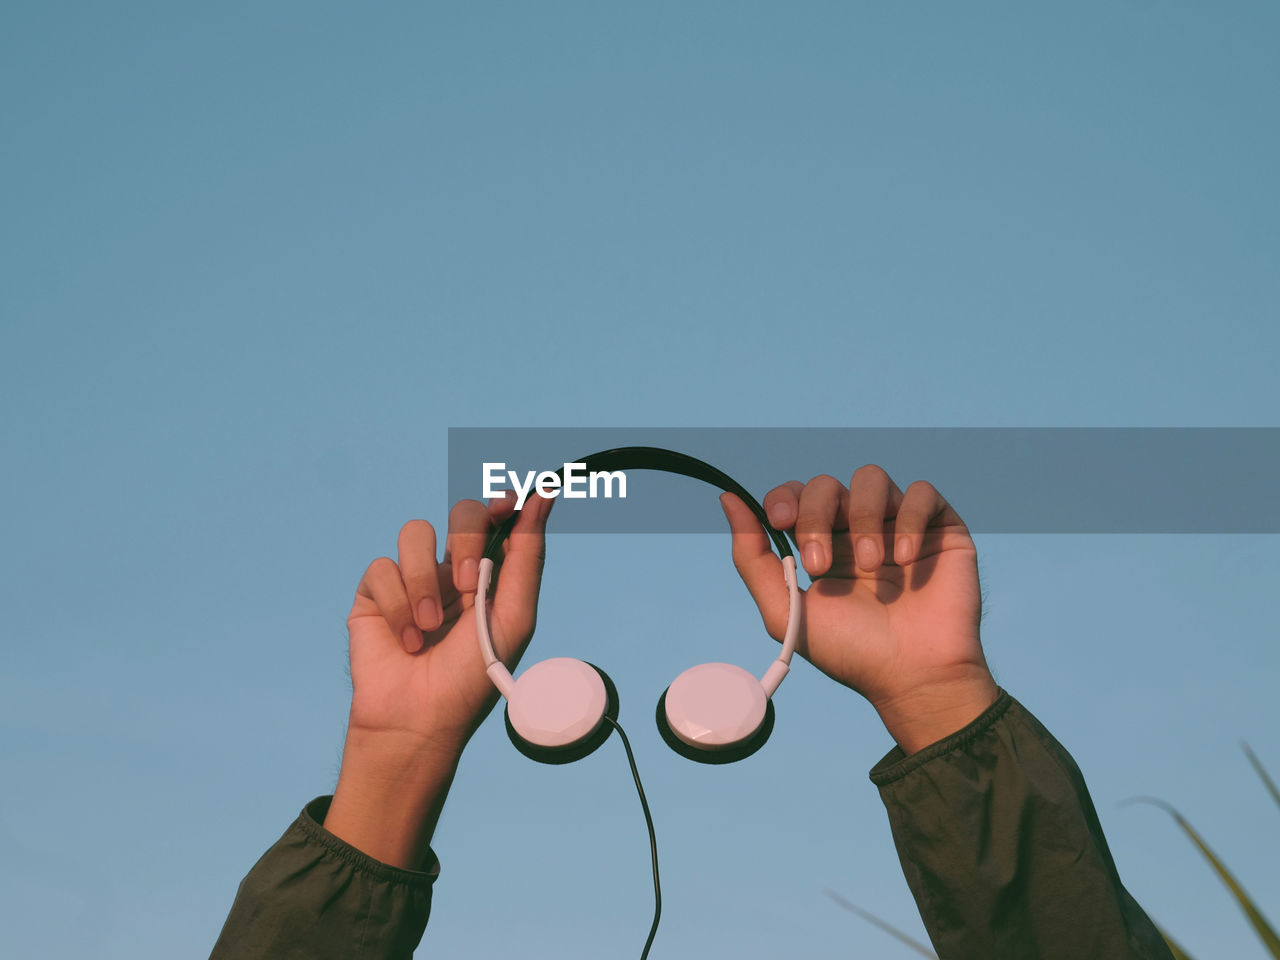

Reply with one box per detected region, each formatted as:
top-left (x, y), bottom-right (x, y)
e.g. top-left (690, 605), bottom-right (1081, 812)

top-left (604, 716), bottom-right (661, 959)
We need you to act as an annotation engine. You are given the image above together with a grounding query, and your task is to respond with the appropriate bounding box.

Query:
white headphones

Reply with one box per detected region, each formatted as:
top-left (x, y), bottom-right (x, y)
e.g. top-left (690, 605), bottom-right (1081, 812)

top-left (475, 447), bottom-right (801, 764)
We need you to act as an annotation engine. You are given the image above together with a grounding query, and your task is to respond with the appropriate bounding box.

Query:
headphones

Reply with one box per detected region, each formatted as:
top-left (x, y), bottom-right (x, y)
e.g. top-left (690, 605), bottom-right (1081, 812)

top-left (475, 447), bottom-right (801, 765)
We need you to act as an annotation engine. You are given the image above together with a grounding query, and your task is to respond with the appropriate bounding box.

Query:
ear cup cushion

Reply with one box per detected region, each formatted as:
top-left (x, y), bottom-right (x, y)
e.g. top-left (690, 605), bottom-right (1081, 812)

top-left (505, 663), bottom-right (620, 765)
top-left (655, 687), bottom-right (775, 764)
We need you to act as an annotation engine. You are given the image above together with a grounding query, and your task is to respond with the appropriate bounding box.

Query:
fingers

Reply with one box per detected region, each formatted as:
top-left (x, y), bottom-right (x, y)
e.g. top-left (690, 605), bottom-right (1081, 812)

top-left (847, 464), bottom-right (904, 572)
top-left (444, 494), bottom-right (553, 655)
top-left (763, 480), bottom-right (804, 530)
top-left (351, 494), bottom-right (550, 659)
top-left (446, 499), bottom-right (492, 594)
top-left (893, 480), bottom-right (963, 564)
top-left (763, 467), bottom-right (917, 575)
top-left (397, 520), bottom-right (444, 635)
top-left (356, 557), bottom-right (424, 653)
top-left (487, 489), bottom-right (518, 524)
top-left (490, 494), bottom-right (554, 645)
top-left (794, 475), bottom-right (848, 576)
top-left (720, 493), bottom-right (789, 639)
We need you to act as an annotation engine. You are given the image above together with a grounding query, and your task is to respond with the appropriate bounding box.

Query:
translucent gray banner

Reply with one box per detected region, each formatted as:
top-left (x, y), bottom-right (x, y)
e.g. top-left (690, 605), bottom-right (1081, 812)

top-left (447, 428), bottom-right (1280, 533)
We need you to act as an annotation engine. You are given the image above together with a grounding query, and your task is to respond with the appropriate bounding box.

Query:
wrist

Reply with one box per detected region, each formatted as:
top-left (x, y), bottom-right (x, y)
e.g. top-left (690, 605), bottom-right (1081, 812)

top-left (324, 725), bottom-right (466, 870)
top-left (872, 667), bottom-right (1000, 756)
top-left (340, 720), bottom-right (470, 770)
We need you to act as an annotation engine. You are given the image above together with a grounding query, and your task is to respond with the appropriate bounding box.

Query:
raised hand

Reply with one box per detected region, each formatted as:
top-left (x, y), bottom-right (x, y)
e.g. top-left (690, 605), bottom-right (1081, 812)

top-left (344, 494), bottom-right (551, 749)
top-left (325, 494), bottom-right (552, 868)
top-left (720, 466), bottom-right (998, 754)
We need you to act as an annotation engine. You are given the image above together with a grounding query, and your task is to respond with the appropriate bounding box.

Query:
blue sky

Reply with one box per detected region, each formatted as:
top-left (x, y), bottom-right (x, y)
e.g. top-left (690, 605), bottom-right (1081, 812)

top-left (2, 2), bottom-right (1278, 957)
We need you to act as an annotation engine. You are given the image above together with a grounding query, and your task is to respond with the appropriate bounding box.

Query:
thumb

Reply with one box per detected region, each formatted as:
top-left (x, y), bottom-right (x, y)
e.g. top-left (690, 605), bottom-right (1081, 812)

top-left (720, 493), bottom-right (790, 641)
top-left (490, 493), bottom-right (554, 645)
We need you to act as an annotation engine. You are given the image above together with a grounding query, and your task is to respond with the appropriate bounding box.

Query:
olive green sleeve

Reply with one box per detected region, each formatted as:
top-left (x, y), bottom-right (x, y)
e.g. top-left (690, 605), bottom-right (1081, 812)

top-left (870, 690), bottom-right (1173, 960)
top-left (210, 796), bottom-right (438, 960)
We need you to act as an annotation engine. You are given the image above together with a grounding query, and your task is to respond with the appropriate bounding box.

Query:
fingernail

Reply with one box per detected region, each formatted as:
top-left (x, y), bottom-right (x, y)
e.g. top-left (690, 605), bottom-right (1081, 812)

top-left (418, 597), bottom-right (442, 631)
top-left (768, 503), bottom-right (794, 528)
top-left (895, 536), bottom-right (912, 564)
top-left (802, 542), bottom-right (823, 572)
top-left (402, 625), bottom-right (423, 653)
top-left (459, 557), bottom-right (479, 591)
top-left (855, 537), bottom-right (879, 570)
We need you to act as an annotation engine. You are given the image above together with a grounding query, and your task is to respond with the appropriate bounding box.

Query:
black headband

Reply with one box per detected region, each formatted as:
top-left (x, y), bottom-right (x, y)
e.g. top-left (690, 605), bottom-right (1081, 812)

top-left (481, 446), bottom-right (792, 561)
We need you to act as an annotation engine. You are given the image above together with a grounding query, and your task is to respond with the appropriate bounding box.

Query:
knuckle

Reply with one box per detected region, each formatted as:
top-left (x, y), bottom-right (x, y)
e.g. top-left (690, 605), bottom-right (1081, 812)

top-left (793, 503), bottom-right (832, 528)
top-left (806, 473), bottom-right (841, 490)
top-left (368, 556), bottom-right (399, 578)
top-left (894, 509), bottom-right (925, 529)
top-left (906, 479), bottom-right (938, 498)
top-left (450, 531), bottom-right (486, 554)
top-left (399, 518), bottom-right (436, 544)
top-left (450, 498), bottom-right (486, 517)
top-left (851, 463), bottom-right (889, 484)
top-left (793, 527), bottom-right (827, 541)
top-left (766, 483), bottom-right (800, 503)
top-left (849, 511), bottom-right (882, 528)
top-left (406, 569), bottom-right (437, 593)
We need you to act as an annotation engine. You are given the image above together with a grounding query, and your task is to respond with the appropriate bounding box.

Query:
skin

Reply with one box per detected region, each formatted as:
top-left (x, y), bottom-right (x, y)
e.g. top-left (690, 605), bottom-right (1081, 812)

top-left (720, 466), bottom-right (999, 756)
top-left (324, 466), bottom-right (998, 870)
top-left (324, 492), bottom-right (552, 870)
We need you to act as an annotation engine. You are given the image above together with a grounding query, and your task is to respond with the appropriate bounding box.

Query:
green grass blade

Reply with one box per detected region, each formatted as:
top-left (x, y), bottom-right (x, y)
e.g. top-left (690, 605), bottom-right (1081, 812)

top-left (1157, 925), bottom-right (1196, 960)
top-left (1243, 742), bottom-right (1280, 811)
top-left (823, 889), bottom-right (938, 958)
top-left (1130, 797), bottom-right (1280, 958)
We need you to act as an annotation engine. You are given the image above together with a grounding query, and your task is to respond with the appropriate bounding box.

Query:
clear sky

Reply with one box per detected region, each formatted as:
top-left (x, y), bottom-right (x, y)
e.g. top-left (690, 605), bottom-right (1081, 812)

top-left (2, 2), bottom-right (1278, 957)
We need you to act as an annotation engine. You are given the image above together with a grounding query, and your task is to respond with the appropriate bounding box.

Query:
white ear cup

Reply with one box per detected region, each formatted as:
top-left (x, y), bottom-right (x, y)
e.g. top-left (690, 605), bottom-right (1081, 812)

top-left (662, 662), bottom-right (768, 750)
top-left (507, 658), bottom-right (609, 749)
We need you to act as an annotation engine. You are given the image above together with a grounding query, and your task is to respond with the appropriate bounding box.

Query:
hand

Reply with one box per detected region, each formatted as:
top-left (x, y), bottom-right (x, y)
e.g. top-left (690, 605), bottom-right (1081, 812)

top-left (325, 494), bottom-right (552, 868)
top-left (720, 466), bottom-right (998, 754)
top-left (344, 493), bottom-right (552, 750)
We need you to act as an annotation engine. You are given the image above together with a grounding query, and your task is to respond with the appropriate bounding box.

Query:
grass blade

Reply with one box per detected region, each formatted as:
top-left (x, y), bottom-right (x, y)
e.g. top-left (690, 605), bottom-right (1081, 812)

top-left (823, 889), bottom-right (938, 958)
top-left (1243, 742), bottom-right (1280, 812)
top-left (1129, 797), bottom-right (1280, 958)
top-left (1157, 925), bottom-right (1196, 960)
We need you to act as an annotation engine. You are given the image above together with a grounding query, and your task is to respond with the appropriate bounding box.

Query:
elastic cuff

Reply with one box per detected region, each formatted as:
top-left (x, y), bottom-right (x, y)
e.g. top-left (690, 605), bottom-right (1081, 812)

top-left (297, 795), bottom-right (441, 883)
top-left (868, 688), bottom-right (1014, 787)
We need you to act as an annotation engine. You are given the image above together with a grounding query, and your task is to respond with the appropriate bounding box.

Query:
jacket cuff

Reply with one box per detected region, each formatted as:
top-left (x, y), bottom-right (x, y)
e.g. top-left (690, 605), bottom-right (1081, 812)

top-left (867, 688), bottom-right (1014, 786)
top-left (211, 796), bottom-right (439, 959)
top-left (298, 795), bottom-right (441, 882)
